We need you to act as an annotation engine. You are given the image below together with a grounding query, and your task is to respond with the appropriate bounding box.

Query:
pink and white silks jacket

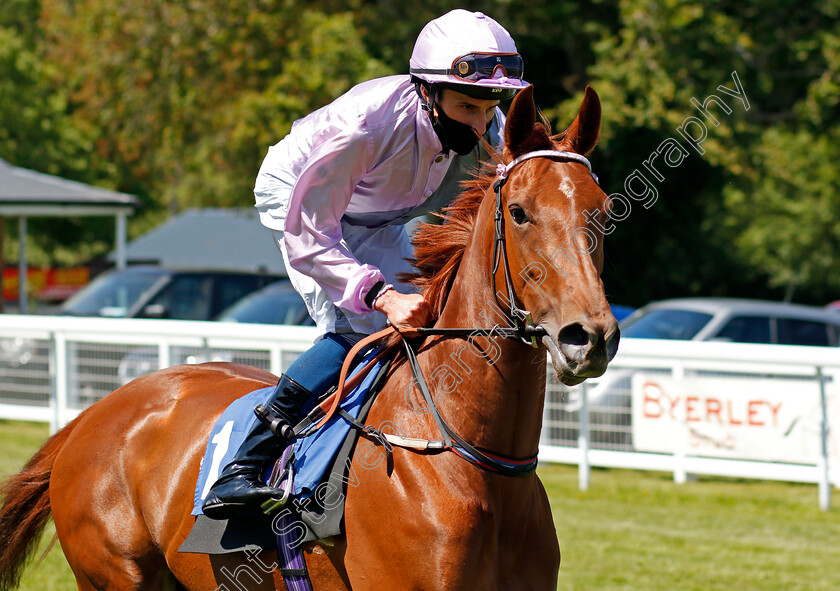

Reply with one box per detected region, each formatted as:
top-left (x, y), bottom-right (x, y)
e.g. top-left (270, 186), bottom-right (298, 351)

top-left (254, 75), bottom-right (504, 335)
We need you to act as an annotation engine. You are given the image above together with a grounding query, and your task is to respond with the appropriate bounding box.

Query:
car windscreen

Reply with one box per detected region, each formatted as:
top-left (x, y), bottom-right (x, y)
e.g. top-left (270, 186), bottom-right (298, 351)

top-left (621, 308), bottom-right (713, 340)
top-left (60, 270), bottom-right (166, 317)
top-left (218, 287), bottom-right (312, 325)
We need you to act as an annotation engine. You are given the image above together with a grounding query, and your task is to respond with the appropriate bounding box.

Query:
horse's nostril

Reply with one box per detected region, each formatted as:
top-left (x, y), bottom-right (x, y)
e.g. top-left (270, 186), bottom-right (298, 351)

top-left (558, 323), bottom-right (591, 348)
top-left (607, 326), bottom-right (621, 360)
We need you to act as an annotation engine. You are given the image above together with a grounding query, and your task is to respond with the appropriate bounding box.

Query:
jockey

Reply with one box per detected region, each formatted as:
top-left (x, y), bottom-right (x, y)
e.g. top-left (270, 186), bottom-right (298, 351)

top-left (203, 9), bottom-right (529, 518)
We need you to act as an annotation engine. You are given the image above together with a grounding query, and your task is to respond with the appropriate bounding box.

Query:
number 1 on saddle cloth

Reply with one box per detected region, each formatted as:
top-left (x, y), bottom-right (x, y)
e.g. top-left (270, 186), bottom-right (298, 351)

top-left (200, 332), bottom-right (366, 519)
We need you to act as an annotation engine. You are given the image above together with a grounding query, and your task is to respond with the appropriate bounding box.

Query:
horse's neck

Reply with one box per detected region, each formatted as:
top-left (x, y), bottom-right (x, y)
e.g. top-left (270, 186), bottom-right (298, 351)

top-left (426, 216), bottom-right (546, 457)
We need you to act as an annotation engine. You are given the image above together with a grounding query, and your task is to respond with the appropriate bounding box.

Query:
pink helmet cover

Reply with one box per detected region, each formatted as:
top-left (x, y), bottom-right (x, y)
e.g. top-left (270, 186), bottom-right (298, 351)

top-left (409, 10), bottom-right (530, 92)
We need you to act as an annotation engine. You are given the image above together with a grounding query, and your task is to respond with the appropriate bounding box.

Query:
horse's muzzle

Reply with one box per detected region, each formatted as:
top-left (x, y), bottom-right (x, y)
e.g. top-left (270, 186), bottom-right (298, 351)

top-left (543, 320), bottom-right (620, 385)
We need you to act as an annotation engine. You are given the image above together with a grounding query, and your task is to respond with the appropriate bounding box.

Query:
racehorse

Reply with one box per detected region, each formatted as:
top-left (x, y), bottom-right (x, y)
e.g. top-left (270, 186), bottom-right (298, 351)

top-left (0, 85), bottom-right (619, 590)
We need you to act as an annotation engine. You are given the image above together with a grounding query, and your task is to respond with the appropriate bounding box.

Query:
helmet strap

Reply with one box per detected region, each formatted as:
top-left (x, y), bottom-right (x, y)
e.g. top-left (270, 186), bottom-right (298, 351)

top-left (412, 77), bottom-right (436, 114)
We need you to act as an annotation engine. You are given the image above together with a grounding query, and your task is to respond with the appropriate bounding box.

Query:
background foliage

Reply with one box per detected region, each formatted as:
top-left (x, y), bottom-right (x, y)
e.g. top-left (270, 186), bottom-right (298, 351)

top-left (1, 0), bottom-right (839, 306)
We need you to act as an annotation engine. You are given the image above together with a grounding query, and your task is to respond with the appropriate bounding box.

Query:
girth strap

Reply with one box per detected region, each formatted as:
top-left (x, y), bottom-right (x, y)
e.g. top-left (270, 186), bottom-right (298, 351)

top-left (273, 506), bottom-right (314, 591)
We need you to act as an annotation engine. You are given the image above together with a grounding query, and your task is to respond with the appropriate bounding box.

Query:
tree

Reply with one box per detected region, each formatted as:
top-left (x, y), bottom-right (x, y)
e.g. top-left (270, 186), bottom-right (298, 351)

top-left (0, 0), bottom-right (92, 177)
top-left (39, 0), bottom-right (391, 232)
top-left (542, 0), bottom-right (840, 305)
top-left (0, 0), bottom-right (113, 267)
top-left (721, 17), bottom-right (840, 302)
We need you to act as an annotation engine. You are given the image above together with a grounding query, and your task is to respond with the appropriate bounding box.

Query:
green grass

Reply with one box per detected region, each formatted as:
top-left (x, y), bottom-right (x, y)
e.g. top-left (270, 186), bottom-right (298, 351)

top-left (2, 419), bottom-right (838, 590)
top-left (545, 467), bottom-right (840, 590)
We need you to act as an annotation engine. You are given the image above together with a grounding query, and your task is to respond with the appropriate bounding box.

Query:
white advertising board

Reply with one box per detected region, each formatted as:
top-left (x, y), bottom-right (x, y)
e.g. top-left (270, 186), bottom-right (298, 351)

top-left (631, 373), bottom-right (838, 466)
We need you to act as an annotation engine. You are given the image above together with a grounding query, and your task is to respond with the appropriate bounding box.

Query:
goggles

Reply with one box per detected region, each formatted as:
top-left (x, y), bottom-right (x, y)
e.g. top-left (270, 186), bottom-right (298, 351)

top-left (412, 52), bottom-right (524, 82)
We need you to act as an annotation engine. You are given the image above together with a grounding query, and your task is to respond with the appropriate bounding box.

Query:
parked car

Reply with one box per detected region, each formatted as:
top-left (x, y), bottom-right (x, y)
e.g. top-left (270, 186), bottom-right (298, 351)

top-left (216, 281), bottom-right (313, 326)
top-left (620, 297), bottom-right (840, 346)
top-left (59, 266), bottom-right (283, 321)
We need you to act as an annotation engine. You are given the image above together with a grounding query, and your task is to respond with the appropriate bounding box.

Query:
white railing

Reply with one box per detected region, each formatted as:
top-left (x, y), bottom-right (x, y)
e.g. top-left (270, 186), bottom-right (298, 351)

top-left (0, 314), bottom-right (319, 431)
top-left (0, 315), bottom-right (835, 509)
top-left (542, 338), bottom-right (838, 510)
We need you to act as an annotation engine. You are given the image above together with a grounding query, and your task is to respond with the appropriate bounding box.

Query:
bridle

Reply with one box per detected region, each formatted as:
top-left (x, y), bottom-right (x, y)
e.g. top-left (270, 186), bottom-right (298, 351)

top-left (490, 149), bottom-right (599, 346)
top-left (418, 149), bottom-right (600, 347)
top-left (400, 149), bottom-right (602, 475)
top-left (288, 149), bottom-right (602, 479)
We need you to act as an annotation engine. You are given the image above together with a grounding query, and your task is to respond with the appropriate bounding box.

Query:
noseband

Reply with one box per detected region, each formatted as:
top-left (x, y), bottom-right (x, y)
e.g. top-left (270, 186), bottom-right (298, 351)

top-left (491, 150), bottom-right (600, 347)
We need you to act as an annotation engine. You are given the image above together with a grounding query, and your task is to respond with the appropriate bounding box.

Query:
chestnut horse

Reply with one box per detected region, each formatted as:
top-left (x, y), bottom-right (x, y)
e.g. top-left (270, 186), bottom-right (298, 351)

top-left (0, 85), bottom-right (618, 590)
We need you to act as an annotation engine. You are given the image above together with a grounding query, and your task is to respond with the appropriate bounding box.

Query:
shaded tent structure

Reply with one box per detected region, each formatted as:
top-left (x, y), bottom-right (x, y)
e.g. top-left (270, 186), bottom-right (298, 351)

top-left (107, 208), bottom-right (287, 275)
top-left (0, 158), bottom-right (139, 312)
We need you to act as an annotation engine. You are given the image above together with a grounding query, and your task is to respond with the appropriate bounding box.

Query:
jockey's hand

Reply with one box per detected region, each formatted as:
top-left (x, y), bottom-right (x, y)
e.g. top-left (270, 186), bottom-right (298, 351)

top-left (373, 290), bottom-right (430, 336)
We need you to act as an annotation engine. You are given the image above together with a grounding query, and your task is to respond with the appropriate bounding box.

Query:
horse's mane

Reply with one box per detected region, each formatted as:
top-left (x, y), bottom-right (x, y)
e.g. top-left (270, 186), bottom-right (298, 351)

top-left (403, 167), bottom-right (494, 320)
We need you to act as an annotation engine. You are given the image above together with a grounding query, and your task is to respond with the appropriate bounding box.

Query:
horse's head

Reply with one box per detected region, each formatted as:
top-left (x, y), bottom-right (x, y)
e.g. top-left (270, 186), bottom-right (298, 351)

top-left (495, 85), bottom-right (619, 385)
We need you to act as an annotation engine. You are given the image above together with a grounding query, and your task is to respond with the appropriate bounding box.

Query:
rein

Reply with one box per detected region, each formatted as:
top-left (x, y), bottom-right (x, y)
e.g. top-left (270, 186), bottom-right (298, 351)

top-left (295, 149), bottom-right (599, 477)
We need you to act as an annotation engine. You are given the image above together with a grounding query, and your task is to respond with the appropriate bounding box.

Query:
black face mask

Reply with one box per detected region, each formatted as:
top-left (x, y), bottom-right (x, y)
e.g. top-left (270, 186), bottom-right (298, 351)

top-left (431, 101), bottom-right (480, 156)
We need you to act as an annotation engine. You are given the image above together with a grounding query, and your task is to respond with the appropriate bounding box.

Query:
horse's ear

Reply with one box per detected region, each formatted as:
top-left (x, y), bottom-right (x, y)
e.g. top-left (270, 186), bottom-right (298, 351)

top-left (559, 86), bottom-right (601, 156)
top-left (504, 85), bottom-right (539, 158)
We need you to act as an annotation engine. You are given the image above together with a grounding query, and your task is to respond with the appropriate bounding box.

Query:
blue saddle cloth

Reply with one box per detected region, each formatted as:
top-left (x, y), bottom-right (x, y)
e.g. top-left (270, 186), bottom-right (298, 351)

top-left (192, 354), bottom-right (386, 516)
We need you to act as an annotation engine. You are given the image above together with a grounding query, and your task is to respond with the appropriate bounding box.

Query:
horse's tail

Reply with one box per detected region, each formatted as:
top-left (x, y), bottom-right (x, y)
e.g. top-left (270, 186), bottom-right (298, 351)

top-left (0, 416), bottom-right (81, 591)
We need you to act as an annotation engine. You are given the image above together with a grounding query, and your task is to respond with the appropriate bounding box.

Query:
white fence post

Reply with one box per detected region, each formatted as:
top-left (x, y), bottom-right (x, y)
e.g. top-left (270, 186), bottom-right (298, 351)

top-left (817, 367), bottom-right (832, 512)
top-left (578, 386), bottom-right (590, 491)
top-left (53, 331), bottom-right (68, 434)
top-left (158, 340), bottom-right (171, 370)
top-left (270, 343), bottom-right (283, 377)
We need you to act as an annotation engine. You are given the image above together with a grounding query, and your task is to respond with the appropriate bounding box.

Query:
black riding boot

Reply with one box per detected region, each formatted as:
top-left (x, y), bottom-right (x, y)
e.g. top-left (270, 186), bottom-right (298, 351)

top-left (201, 374), bottom-right (313, 519)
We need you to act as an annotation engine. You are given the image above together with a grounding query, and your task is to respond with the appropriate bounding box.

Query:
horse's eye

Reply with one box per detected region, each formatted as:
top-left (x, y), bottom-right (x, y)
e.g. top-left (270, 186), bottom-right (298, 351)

top-left (509, 205), bottom-right (528, 225)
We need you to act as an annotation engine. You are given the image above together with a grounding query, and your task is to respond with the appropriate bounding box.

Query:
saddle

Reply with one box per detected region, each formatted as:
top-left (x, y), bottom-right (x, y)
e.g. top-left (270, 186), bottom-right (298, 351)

top-left (181, 342), bottom-right (392, 544)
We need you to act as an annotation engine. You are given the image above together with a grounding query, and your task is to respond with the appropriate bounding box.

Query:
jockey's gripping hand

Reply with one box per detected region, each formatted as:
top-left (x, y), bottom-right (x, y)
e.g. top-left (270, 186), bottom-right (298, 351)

top-left (373, 290), bottom-right (430, 336)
